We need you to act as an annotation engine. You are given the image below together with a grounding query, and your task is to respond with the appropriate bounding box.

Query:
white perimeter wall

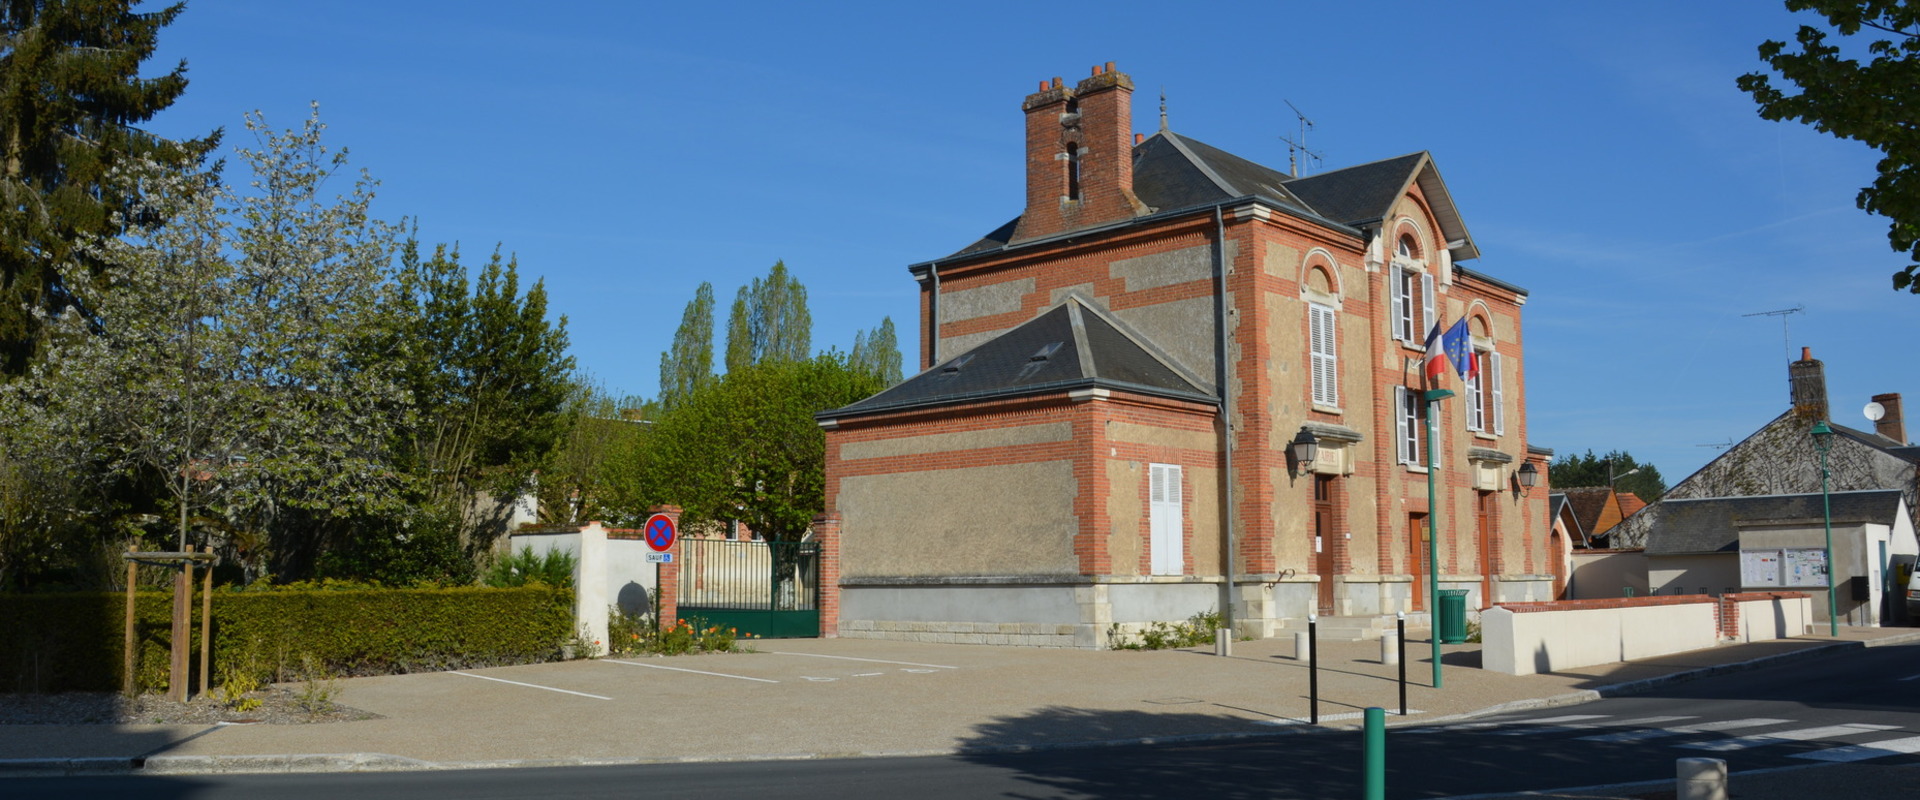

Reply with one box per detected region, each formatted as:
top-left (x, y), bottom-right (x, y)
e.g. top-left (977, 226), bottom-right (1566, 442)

top-left (1482, 601), bottom-right (1718, 676)
top-left (510, 523), bottom-right (657, 656)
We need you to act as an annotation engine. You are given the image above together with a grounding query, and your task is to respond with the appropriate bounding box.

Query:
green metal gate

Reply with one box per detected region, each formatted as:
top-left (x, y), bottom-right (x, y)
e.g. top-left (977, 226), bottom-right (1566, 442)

top-left (677, 538), bottom-right (820, 638)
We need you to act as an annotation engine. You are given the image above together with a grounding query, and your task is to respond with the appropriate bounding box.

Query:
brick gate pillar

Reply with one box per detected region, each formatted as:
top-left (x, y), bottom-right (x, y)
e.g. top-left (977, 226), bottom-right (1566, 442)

top-left (813, 513), bottom-right (841, 638)
top-left (652, 505), bottom-right (683, 630)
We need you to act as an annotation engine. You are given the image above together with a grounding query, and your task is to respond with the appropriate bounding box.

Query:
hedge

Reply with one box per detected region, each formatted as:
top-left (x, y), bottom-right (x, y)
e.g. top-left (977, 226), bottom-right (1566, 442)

top-left (0, 585), bottom-right (575, 694)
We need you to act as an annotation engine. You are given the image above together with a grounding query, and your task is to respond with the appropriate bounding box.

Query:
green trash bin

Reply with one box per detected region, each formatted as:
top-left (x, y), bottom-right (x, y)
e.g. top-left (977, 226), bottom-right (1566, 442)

top-left (1438, 589), bottom-right (1470, 644)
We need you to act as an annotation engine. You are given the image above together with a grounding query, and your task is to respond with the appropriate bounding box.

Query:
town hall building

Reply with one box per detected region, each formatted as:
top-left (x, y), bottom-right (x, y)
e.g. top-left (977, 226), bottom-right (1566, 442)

top-left (815, 64), bottom-right (1554, 648)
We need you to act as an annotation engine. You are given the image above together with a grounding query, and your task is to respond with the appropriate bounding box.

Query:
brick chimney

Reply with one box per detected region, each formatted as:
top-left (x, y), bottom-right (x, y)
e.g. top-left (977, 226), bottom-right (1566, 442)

top-left (1012, 63), bottom-right (1143, 243)
top-left (1872, 392), bottom-right (1907, 444)
top-left (1789, 346), bottom-right (1828, 422)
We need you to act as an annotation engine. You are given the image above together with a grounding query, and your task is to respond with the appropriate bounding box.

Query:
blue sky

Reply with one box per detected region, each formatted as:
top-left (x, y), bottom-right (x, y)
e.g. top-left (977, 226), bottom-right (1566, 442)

top-left (142, 1), bottom-right (1914, 484)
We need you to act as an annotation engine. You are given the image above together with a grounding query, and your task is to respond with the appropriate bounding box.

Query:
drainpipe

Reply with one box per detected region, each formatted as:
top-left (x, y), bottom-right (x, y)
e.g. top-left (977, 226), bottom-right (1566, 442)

top-left (1214, 205), bottom-right (1237, 652)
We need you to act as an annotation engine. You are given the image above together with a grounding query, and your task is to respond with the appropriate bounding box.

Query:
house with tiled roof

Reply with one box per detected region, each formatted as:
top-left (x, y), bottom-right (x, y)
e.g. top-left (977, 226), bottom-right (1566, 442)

top-left (1608, 349), bottom-right (1920, 627)
top-left (815, 64), bottom-right (1553, 648)
top-left (1557, 486), bottom-right (1648, 549)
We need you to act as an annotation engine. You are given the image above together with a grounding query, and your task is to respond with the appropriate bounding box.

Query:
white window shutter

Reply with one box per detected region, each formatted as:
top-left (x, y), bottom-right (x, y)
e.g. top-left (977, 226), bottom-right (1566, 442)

top-left (1420, 272), bottom-right (1436, 337)
top-left (1491, 352), bottom-right (1506, 435)
top-left (1465, 370), bottom-right (1481, 432)
top-left (1389, 269), bottom-right (1406, 342)
top-left (1149, 463), bottom-right (1184, 575)
top-left (1310, 304), bottom-right (1337, 407)
top-left (1394, 386), bottom-right (1409, 464)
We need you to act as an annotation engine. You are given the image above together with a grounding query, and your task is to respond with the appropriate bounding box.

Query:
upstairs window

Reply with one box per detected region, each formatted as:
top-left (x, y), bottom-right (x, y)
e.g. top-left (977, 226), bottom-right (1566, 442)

top-left (1395, 385), bottom-right (1427, 467)
top-left (1309, 302), bottom-right (1338, 407)
top-left (1466, 350), bottom-right (1506, 435)
top-left (1066, 144), bottom-right (1082, 200)
top-left (1388, 235), bottom-right (1434, 344)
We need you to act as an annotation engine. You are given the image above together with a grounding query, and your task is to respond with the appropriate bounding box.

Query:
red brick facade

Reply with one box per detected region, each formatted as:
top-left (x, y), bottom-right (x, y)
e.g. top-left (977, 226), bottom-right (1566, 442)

top-left (821, 64), bottom-right (1552, 645)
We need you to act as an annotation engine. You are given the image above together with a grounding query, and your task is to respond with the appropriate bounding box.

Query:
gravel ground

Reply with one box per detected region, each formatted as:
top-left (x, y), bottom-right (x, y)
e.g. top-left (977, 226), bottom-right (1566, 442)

top-left (0, 686), bottom-right (378, 725)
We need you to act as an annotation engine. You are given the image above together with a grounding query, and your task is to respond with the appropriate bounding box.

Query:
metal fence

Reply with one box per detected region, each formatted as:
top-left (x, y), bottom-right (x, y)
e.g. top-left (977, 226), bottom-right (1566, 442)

top-left (678, 538), bottom-right (818, 611)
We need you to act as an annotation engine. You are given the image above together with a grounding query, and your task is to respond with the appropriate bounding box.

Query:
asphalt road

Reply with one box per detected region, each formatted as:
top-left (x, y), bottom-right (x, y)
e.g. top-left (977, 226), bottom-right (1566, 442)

top-left (10, 643), bottom-right (1920, 799)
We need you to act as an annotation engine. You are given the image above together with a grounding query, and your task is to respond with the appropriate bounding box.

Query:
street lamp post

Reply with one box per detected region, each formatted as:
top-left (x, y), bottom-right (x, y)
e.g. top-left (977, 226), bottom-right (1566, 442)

top-left (1811, 420), bottom-right (1838, 636)
top-left (1424, 387), bottom-right (1453, 688)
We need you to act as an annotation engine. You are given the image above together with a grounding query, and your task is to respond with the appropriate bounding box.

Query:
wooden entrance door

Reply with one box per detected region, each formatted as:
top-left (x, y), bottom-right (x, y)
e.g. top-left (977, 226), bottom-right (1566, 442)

top-left (1314, 476), bottom-right (1336, 614)
top-left (1477, 491), bottom-right (1496, 609)
top-left (1409, 512), bottom-right (1428, 611)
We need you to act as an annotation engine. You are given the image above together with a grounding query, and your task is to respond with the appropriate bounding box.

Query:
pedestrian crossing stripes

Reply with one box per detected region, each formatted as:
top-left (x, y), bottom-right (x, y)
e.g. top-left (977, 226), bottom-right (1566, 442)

top-left (1677, 723), bottom-right (1901, 752)
top-left (1577, 717), bottom-right (1790, 743)
top-left (1409, 714), bottom-right (1920, 763)
top-left (1793, 735), bottom-right (1920, 763)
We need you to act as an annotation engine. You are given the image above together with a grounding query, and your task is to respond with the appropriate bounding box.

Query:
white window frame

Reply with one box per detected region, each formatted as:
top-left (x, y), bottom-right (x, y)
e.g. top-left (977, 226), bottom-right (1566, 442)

top-left (1309, 302), bottom-right (1338, 407)
top-left (1149, 463), bottom-right (1185, 575)
top-left (1466, 354), bottom-right (1486, 432)
top-left (1395, 386), bottom-right (1425, 468)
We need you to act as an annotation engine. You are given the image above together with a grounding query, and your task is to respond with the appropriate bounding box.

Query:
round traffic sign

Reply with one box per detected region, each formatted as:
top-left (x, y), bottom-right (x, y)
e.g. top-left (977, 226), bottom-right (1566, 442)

top-left (643, 513), bottom-right (677, 553)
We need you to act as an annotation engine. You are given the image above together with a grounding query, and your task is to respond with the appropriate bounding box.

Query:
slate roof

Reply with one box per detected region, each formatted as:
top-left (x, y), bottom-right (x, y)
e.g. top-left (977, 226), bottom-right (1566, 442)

top-left (819, 295), bottom-right (1216, 421)
top-left (1644, 490), bottom-right (1907, 556)
top-left (935, 131), bottom-right (1481, 263)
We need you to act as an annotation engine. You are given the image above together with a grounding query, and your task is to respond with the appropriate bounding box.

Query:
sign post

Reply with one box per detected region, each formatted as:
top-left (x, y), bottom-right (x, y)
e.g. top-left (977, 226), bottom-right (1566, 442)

top-left (644, 512), bottom-right (678, 631)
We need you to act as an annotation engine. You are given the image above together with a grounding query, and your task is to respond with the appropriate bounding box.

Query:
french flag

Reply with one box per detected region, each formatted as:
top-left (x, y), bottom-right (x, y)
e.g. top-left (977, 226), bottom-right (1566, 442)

top-left (1422, 321), bottom-right (1451, 383)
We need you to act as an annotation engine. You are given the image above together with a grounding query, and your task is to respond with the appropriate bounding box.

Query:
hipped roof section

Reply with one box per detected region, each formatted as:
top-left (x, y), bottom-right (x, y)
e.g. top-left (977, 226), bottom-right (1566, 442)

top-left (936, 131), bottom-right (1479, 263)
top-left (818, 295), bottom-right (1216, 422)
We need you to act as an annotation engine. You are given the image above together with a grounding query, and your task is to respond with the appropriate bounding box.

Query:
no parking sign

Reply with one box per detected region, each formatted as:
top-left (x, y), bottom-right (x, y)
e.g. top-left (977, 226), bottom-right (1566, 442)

top-left (643, 513), bottom-right (677, 562)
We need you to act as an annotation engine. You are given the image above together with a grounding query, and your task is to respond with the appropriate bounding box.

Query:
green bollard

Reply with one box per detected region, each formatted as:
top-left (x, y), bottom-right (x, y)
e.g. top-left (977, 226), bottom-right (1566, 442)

top-left (1364, 706), bottom-right (1385, 800)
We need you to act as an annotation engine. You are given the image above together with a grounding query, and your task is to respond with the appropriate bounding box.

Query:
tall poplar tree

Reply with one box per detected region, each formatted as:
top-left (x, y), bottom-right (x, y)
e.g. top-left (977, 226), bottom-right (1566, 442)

top-left (658, 281), bottom-right (714, 409)
top-left (850, 316), bottom-right (903, 384)
top-left (0, 0), bottom-right (218, 373)
top-left (723, 260), bottom-right (811, 373)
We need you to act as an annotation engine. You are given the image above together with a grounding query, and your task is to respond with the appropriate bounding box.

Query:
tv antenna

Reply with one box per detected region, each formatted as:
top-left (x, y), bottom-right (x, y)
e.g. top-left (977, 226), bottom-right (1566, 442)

top-left (1278, 100), bottom-right (1324, 178)
top-left (1696, 438), bottom-right (1736, 450)
top-left (1741, 304), bottom-right (1804, 364)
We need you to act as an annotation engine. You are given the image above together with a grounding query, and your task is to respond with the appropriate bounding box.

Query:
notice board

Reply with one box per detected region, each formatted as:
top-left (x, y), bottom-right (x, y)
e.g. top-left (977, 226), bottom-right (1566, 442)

top-left (1740, 549), bottom-right (1782, 588)
top-left (1784, 548), bottom-right (1829, 588)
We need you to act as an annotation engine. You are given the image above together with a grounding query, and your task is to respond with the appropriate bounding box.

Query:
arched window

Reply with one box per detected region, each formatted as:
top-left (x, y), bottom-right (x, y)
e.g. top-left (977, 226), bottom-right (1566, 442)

top-left (1389, 234), bottom-right (1433, 343)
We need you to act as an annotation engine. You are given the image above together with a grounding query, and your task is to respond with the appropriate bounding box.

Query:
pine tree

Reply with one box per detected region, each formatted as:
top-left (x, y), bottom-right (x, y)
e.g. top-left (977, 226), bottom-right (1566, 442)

top-left (658, 282), bottom-right (714, 409)
top-left (0, 0), bottom-right (218, 373)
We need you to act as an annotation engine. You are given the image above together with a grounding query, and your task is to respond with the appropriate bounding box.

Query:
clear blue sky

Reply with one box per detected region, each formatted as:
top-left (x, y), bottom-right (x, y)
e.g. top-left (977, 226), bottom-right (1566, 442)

top-left (142, 1), bottom-right (1914, 485)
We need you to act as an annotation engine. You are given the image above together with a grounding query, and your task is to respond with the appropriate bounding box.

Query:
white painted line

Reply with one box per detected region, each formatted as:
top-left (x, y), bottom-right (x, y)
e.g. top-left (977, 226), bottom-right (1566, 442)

top-left (852, 672), bottom-right (883, 677)
top-left (1678, 723), bottom-right (1901, 752)
top-left (446, 671), bottom-right (611, 700)
top-left (1793, 735), bottom-right (1920, 762)
top-left (1481, 714), bottom-right (1608, 734)
top-left (1258, 710), bottom-right (1424, 726)
top-left (1578, 717), bottom-right (1790, 743)
top-left (1899, 673), bottom-right (1920, 681)
top-left (1489, 715), bottom-right (1698, 737)
top-left (768, 651), bottom-right (957, 670)
top-left (601, 659), bottom-right (779, 683)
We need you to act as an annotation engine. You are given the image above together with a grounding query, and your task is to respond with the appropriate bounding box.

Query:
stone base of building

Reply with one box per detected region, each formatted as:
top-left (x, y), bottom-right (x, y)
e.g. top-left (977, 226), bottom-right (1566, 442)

top-left (839, 577), bottom-right (1228, 649)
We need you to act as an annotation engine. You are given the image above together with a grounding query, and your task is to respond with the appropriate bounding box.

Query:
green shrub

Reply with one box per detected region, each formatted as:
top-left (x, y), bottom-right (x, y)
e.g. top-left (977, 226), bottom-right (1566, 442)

top-left (1108, 609), bottom-right (1223, 651)
top-left (483, 547), bottom-right (576, 588)
top-left (0, 585), bottom-right (574, 693)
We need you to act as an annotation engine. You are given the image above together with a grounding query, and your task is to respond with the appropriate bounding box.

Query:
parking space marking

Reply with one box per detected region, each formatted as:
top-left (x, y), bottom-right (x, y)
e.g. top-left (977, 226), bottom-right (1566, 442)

top-left (768, 652), bottom-right (958, 670)
top-left (601, 659), bottom-right (780, 683)
top-left (447, 671), bottom-right (611, 699)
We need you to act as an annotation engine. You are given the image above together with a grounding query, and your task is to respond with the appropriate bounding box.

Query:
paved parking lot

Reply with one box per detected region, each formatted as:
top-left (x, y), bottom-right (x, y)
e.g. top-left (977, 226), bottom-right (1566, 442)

top-left (3, 629), bottom-right (1917, 774)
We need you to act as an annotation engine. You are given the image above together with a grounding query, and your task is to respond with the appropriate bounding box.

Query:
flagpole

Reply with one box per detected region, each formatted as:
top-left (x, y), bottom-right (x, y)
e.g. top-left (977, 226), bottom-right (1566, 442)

top-left (1425, 386), bottom-right (1451, 688)
top-left (1421, 320), bottom-right (1457, 690)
